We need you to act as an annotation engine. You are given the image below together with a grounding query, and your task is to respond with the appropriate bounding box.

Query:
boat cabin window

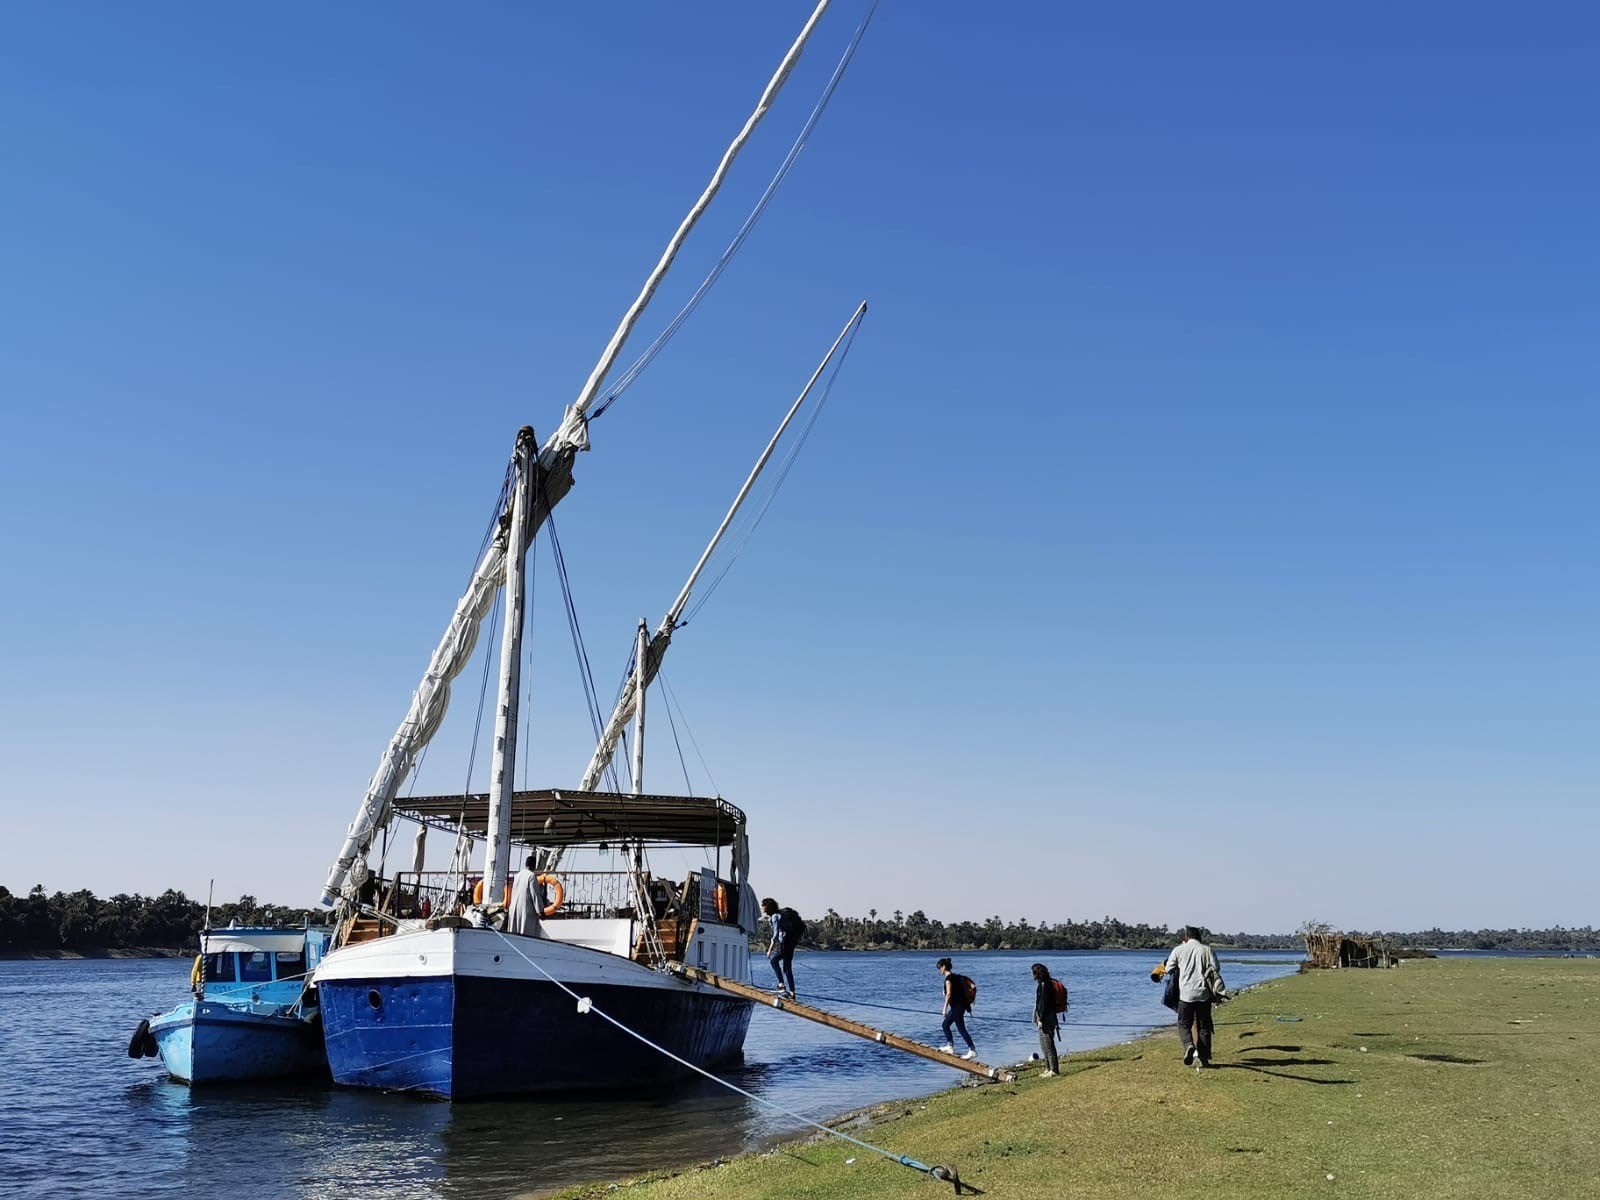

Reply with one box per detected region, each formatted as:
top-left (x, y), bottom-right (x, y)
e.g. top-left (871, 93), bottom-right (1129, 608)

top-left (274, 949), bottom-right (306, 979)
top-left (239, 950), bottom-right (273, 982)
top-left (204, 953), bottom-right (237, 983)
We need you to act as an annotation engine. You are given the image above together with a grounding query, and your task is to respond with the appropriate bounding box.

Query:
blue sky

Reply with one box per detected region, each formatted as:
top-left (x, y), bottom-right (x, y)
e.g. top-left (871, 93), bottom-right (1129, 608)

top-left (1, 2), bottom-right (1594, 933)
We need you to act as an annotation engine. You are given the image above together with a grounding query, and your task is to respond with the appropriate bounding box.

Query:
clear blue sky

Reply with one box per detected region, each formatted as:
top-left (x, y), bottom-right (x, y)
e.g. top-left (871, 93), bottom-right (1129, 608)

top-left (2, 2), bottom-right (1594, 933)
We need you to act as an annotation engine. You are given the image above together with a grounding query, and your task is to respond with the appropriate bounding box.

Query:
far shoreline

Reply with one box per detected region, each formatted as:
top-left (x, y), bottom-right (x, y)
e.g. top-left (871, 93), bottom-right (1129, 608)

top-left (0, 946), bottom-right (191, 961)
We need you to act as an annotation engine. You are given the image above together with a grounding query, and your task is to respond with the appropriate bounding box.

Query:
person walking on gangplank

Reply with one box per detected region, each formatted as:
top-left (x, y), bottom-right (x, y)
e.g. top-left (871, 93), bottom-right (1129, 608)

top-left (936, 957), bottom-right (979, 1060)
top-left (760, 897), bottom-right (800, 998)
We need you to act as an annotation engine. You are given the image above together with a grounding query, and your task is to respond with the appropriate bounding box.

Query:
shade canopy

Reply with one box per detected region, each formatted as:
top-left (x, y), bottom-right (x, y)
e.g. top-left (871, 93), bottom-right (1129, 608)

top-left (201, 931), bottom-right (306, 955)
top-left (393, 788), bottom-right (745, 848)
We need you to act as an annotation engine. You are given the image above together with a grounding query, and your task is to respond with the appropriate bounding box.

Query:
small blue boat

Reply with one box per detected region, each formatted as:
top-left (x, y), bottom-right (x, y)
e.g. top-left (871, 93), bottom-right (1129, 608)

top-left (130, 925), bottom-right (330, 1084)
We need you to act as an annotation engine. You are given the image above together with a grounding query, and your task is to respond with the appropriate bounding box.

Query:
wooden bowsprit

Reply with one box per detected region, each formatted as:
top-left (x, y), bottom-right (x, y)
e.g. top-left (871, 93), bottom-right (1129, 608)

top-left (668, 964), bottom-right (1015, 1082)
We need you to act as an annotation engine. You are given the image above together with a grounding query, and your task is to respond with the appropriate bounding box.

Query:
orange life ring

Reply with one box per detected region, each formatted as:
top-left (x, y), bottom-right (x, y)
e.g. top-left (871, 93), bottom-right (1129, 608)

top-left (714, 881), bottom-right (732, 922)
top-left (471, 878), bottom-right (512, 907)
top-left (537, 873), bottom-right (565, 916)
top-left (471, 874), bottom-right (563, 915)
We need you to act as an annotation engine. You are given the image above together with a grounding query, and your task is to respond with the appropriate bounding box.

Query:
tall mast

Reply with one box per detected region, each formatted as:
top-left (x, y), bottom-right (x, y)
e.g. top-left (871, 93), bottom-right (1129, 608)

top-left (630, 619), bottom-right (648, 794)
top-left (317, 3), bottom-right (836, 906)
top-left (482, 427), bottom-right (536, 902)
top-left (572, 301), bottom-right (867, 797)
top-left (628, 619), bottom-right (649, 912)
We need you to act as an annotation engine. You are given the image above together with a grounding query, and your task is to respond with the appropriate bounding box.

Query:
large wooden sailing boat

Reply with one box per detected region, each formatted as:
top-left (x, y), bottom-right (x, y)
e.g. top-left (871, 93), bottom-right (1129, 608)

top-left (311, 2), bottom-right (869, 1099)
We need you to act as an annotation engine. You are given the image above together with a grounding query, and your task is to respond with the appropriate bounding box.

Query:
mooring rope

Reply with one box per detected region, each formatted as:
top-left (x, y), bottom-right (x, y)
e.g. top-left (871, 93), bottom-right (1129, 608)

top-left (790, 986), bottom-right (1164, 1029)
top-left (491, 931), bottom-right (967, 1191)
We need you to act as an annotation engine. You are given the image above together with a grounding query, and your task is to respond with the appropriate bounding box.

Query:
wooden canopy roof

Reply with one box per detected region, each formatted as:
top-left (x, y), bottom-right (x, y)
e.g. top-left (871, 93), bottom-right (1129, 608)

top-left (393, 788), bottom-right (744, 848)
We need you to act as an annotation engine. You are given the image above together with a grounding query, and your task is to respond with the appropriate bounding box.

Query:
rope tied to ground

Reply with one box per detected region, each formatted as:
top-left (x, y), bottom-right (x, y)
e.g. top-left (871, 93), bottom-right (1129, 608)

top-left (491, 930), bottom-right (974, 1192)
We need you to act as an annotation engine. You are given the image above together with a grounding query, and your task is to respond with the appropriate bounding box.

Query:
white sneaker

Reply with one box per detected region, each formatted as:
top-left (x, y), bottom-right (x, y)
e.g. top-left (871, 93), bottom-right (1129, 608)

top-left (962, 1049), bottom-right (978, 1060)
top-left (940, 1044), bottom-right (955, 1054)
top-left (1039, 1070), bottom-right (1057, 1078)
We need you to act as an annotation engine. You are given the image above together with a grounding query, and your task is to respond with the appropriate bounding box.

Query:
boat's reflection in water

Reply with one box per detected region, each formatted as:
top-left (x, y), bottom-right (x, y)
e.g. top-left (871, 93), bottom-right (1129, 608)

top-left (131, 1067), bottom-right (779, 1200)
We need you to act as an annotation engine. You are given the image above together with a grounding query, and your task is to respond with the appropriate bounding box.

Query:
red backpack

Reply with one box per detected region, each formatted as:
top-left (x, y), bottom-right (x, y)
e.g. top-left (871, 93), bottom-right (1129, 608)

top-left (1049, 979), bottom-right (1069, 1013)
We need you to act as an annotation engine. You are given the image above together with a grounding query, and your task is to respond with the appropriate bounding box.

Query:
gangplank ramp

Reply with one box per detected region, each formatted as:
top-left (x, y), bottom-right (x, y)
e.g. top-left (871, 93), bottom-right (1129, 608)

top-left (668, 964), bottom-right (1016, 1082)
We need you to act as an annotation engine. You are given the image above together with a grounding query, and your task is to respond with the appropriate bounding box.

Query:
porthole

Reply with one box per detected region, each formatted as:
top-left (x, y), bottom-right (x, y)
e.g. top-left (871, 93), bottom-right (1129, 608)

top-left (368, 990), bottom-right (383, 1010)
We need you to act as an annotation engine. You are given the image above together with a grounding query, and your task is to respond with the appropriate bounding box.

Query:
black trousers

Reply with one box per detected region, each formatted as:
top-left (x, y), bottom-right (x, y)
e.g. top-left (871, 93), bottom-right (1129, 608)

top-left (1177, 998), bottom-right (1214, 1062)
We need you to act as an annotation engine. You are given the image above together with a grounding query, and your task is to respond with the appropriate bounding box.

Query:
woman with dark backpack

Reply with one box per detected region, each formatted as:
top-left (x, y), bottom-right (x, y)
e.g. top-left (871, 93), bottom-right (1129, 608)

top-left (1032, 962), bottom-right (1067, 1077)
top-left (760, 897), bottom-right (800, 998)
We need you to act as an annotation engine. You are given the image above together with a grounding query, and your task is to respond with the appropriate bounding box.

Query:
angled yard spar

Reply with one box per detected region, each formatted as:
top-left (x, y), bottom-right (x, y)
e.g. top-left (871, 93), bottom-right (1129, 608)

top-left (569, 302), bottom-right (868, 806)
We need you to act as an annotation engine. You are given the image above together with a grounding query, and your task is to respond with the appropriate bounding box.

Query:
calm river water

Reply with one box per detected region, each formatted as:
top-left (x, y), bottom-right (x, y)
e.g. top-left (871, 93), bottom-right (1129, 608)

top-left (0, 949), bottom-right (1299, 1199)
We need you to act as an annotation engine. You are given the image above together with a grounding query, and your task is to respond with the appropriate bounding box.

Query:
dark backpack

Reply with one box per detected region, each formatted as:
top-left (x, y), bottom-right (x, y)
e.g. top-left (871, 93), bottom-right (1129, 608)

top-left (778, 906), bottom-right (806, 942)
top-left (950, 973), bottom-right (977, 1008)
top-left (1049, 979), bottom-right (1069, 1014)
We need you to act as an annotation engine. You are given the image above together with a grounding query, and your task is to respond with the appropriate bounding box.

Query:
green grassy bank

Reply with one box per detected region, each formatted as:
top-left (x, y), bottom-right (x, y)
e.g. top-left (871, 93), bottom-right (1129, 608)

top-left (552, 958), bottom-right (1599, 1199)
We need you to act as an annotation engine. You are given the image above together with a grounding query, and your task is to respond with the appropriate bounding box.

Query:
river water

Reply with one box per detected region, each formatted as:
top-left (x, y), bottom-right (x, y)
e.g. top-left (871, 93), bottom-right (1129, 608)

top-left (0, 948), bottom-right (1299, 1199)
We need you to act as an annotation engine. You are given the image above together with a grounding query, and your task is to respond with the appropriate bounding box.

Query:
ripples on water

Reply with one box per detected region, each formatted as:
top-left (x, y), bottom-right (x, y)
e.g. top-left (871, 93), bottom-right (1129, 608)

top-left (0, 949), bottom-right (1299, 1199)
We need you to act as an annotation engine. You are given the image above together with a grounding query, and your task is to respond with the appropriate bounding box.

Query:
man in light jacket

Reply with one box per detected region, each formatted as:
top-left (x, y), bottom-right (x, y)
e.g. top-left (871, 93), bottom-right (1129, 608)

top-left (1164, 925), bottom-right (1225, 1069)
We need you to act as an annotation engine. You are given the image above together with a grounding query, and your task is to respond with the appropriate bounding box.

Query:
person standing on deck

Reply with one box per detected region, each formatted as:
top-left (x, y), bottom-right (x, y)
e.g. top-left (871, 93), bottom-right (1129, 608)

top-left (1031, 962), bottom-right (1064, 1077)
top-left (1164, 925), bottom-right (1225, 1068)
top-left (936, 957), bottom-right (979, 1060)
top-left (761, 897), bottom-right (798, 997)
top-left (506, 855), bottom-right (545, 937)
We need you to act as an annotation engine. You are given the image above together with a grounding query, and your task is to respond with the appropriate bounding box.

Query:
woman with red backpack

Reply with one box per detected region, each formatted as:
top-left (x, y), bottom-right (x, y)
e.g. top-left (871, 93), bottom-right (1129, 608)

top-left (1032, 962), bottom-right (1068, 1077)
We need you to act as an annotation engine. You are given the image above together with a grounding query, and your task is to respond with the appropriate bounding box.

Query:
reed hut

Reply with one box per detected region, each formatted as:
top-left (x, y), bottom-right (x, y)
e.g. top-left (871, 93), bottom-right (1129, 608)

top-left (1302, 930), bottom-right (1394, 969)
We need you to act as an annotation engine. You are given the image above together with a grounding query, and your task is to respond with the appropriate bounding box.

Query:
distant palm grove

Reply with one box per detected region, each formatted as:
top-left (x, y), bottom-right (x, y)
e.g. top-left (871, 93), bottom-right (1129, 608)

top-left (0, 885), bottom-right (328, 954)
top-left (2, 885), bottom-right (1594, 955)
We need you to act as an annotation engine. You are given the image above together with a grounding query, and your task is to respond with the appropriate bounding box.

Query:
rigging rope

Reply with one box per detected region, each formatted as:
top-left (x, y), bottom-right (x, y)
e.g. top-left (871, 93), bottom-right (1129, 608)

top-left (681, 310), bottom-right (863, 627)
top-left (544, 509), bottom-right (610, 763)
top-left (795, 990), bottom-right (1158, 1029)
top-left (660, 673), bottom-right (721, 797)
top-left (589, 0), bottom-right (881, 422)
top-left (658, 667), bottom-right (695, 795)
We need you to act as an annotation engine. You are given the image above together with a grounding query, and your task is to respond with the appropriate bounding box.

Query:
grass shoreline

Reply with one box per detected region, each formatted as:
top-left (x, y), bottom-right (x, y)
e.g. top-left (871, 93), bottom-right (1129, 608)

top-left (548, 958), bottom-right (1599, 1199)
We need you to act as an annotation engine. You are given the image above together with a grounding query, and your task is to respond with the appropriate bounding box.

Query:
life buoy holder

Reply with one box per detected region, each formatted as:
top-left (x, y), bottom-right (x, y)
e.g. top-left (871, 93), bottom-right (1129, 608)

top-left (537, 873), bottom-right (564, 917)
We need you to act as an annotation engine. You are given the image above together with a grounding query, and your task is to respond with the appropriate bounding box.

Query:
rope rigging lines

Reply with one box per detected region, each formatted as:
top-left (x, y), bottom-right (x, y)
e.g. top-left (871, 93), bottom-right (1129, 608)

top-left (679, 307), bottom-right (864, 629)
top-left (588, 0), bottom-right (881, 423)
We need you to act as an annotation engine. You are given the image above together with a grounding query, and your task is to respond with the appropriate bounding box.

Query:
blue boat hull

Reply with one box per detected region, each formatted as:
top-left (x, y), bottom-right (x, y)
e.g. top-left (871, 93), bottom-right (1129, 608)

top-left (150, 1001), bottom-right (326, 1084)
top-left (319, 973), bottom-right (752, 1099)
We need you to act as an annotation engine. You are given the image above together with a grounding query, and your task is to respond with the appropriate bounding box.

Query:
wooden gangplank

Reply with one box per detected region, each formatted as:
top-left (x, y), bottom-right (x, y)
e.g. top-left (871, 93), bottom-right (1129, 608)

top-left (669, 963), bottom-right (1015, 1082)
